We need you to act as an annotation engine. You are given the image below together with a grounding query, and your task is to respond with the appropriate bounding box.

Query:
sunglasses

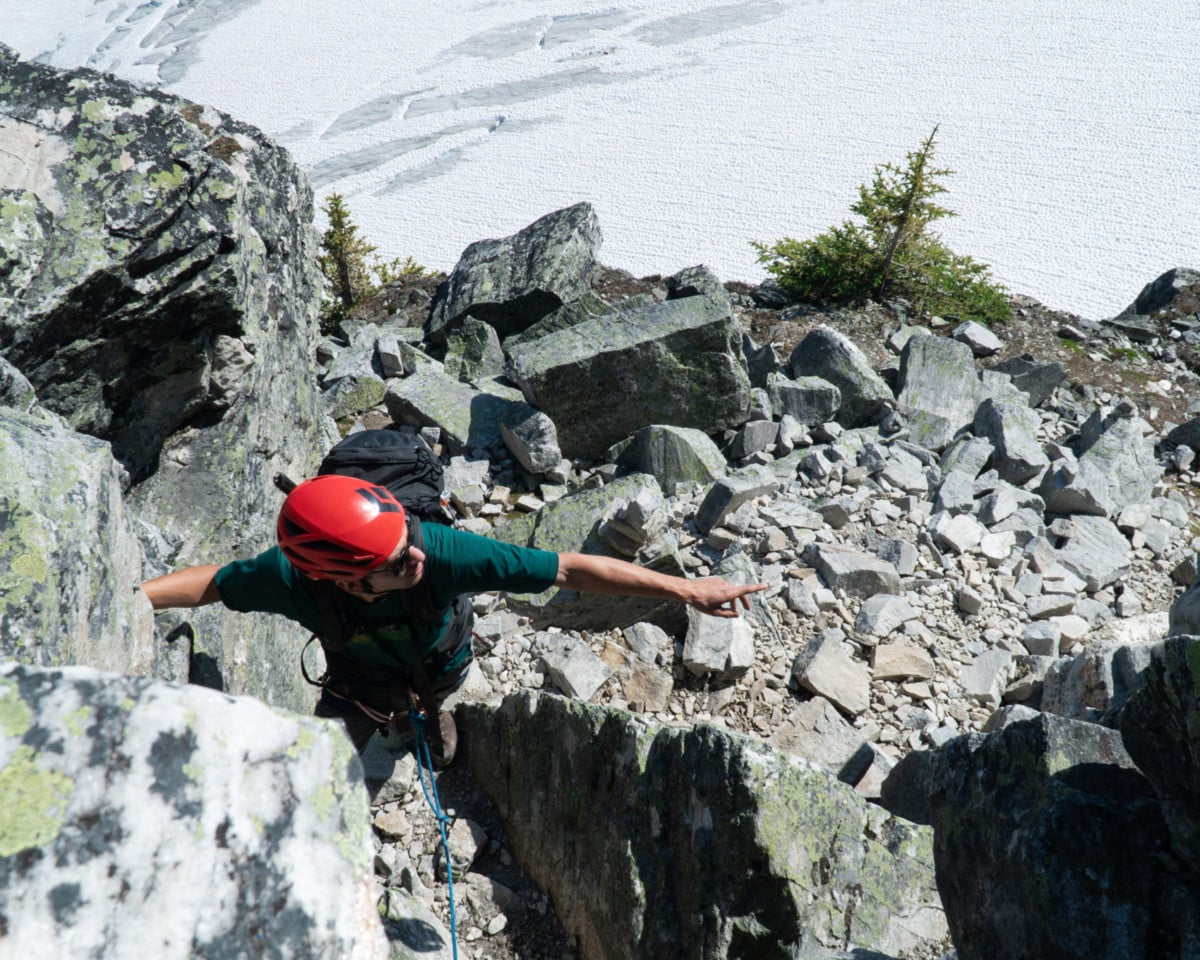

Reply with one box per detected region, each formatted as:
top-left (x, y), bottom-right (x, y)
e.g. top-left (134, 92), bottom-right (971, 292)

top-left (354, 520), bottom-right (415, 593)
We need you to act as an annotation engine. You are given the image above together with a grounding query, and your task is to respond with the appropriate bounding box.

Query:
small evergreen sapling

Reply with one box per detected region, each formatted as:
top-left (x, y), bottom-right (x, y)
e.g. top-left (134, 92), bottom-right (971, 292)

top-left (754, 127), bottom-right (1010, 324)
top-left (317, 193), bottom-right (427, 335)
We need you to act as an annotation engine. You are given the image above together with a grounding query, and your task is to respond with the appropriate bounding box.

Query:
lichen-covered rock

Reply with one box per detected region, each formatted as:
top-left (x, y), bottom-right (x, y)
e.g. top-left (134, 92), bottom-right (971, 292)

top-left (786, 326), bottom-right (894, 428)
top-left (1120, 635), bottom-right (1200, 874)
top-left (0, 408), bottom-right (155, 677)
top-left (460, 692), bottom-right (947, 960)
top-left (384, 368), bottom-right (537, 456)
top-left (428, 202), bottom-right (602, 343)
top-left (507, 294), bottom-right (751, 459)
top-left (608, 424), bottom-right (727, 495)
top-left (443, 317), bottom-right (506, 383)
top-left (896, 335), bottom-right (984, 451)
top-left (0, 47), bottom-right (336, 709)
top-left (1075, 400), bottom-right (1160, 515)
top-left (0, 662), bottom-right (387, 960)
top-left (929, 713), bottom-right (1200, 960)
top-left (972, 393), bottom-right (1049, 485)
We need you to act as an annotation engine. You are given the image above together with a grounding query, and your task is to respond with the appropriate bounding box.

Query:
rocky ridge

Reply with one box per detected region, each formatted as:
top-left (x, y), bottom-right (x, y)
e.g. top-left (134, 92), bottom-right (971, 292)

top-left (5, 42), bottom-right (1200, 960)
top-left (320, 206), bottom-right (1200, 959)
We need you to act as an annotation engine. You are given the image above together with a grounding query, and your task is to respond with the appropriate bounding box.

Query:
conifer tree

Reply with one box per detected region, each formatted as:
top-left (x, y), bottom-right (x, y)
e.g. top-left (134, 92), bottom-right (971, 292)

top-left (755, 127), bottom-right (1009, 324)
top-left (318, 193), bottom-right (376, 314)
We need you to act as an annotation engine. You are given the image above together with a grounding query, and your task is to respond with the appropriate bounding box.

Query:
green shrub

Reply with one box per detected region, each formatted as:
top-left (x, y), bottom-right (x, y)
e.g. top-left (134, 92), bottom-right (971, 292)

top-left (754, 127), bottom-right (1010, 324)
top-left (317, 194), bottom-right (427, 336)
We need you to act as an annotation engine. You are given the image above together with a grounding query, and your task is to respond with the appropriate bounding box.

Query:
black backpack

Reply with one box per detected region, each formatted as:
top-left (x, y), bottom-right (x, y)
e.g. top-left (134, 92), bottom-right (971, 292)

top-left (315, 429), bottom-right (453, 526)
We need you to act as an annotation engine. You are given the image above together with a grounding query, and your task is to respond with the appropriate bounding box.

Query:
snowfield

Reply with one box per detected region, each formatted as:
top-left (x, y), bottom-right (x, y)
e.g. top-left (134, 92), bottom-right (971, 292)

top-left (2, 0), bottom-right (1196, 319)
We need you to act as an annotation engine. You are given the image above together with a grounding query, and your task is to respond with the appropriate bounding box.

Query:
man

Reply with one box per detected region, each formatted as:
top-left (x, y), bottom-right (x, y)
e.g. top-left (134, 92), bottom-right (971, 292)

top-left (142, 474), bottom-right (765, 764)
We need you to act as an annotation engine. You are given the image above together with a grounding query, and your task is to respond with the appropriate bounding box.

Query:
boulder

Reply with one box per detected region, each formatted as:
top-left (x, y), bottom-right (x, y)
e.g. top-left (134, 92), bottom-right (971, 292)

top-left (769, 696), bottom-right (885, 790)
top-left (951, 319), bottom-right (1003, 356)
top-left (443, 317), bottom-right (506, 382)
top-left (987, 355), bottom-right (1067, 408)
top-left (808, 543), bottom-right (902, 599)
top-left (766, 372), bottom-right (842, 428)
top-left (1075, 400), bottom-right (1160, 514)
top-left (791, 630), bottom-right (871, 716)
top-left (460, 692), bottom-right (947, 960)
top-left (972, 394), bottom-right (1049, 485)
top-left (682, 607), bottom-right (755, 679)
top-left (499, 408), bottom-right (562, 475)
top-left (1125, 266), bottom-right (1200, 318)
top-left (693, 469), bottom-right (780, 535)
top-left (929, 713), bottom-right (1200, 960)
top-left (608, 424), bottom-right (727, 495)
top-left (507, 294), bottom-right (751, 459)
top-left (0, 52), bottom-right (337, 707)
top-left (1120, 636), bottom-right (1200, 873)
top-left (1054, 514), bottom-right (1131, 591)
top-left (786, 325), bottom-right (894, 428)
top-left (384, 368), bottom-right (535, 456)
top-left (427, 202), bottom-right (601, 343)
top-left (896, 335), bottom-right (985, 451)
top-left (0, 662), bottom-right (388, 960)
top-left (0, 409), bottom-right (156, 676)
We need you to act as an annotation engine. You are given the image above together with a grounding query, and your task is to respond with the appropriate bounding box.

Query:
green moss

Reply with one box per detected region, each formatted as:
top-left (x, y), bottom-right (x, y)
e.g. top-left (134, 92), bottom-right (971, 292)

top-left (0, 746), bottom-right (74, 856)
top-left (182, 763), bottom-right (203, 785)
top-left (0, 680), bottom-right (33, 738)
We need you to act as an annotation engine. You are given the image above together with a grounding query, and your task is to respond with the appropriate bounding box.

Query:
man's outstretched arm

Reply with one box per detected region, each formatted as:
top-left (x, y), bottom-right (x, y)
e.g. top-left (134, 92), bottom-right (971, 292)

top-left (141, 565), bottom-right (223, 609)
top-left (554, 553), bottom-right (765, 619)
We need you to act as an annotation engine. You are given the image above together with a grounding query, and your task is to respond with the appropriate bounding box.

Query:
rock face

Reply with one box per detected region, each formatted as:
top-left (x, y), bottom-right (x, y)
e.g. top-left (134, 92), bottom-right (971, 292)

top-left (921, 710), bottom-right (1195, 960)
top-left (0, 662), bottom-right (387, 960)
top-left (0, 48), bottom-right (335, 709)
top-left (461, 692), bottom-right (947, 960)
top-left (0, 408), bottom-right (155, 676)
top-left (1119, 635), bottom-right (1200, 874)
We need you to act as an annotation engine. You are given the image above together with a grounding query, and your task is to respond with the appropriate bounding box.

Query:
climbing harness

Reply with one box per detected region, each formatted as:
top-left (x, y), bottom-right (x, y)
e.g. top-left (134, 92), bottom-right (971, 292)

top-left (412, 704), bottom-right (459, 960)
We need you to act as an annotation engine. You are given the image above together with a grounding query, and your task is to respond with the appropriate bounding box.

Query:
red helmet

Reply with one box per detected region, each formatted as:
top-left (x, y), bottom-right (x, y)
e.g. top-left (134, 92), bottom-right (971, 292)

top-left (276, 475), bottom-right (406, 580)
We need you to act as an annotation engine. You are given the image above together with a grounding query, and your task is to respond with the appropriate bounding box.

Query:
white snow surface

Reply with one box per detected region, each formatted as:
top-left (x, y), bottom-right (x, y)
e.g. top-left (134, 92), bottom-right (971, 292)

top-left (2, 0), bottom-right (1196, 320)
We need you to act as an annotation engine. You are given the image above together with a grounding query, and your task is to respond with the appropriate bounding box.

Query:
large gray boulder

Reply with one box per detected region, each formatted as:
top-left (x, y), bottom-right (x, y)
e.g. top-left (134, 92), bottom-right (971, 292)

top-left (507, 294), bottom-right (751, 459)
top-left (929, 714), bottom-right (1200, 960)
top-left (0, 409), bottom-right (156, 677)
top-left (1054, 514), bottom-right (1131, 591)
top-left (786, 326), bottom-right (893, 428)
top-left (1124, 266), bottom-right (1200, 317)
top-left (0, 49), bottom-right (336, 709)
top-left (972, 394), bottom-right (1049, 485)
top-left (808, 542), bottom-right (902, 599)
top-left (1075, 400), bottom-right (1160, 514)
top-left (896, 335), bottom-right (985, 451)
top-left (461, 691), bottom-right (947, 960)
top-left (0, 662), bottom-right (388, 960)
top-left (428, 202), bottom-right (601, 343)
top-left (608, 424), bottom-right (727, 495)
top-left (384, 368), bottom-right (537, 456)
top-left (987, 355), bottom-right (1067, 408)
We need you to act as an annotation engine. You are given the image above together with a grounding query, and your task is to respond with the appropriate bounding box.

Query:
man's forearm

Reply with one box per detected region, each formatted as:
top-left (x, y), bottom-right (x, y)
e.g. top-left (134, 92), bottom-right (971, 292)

top-left (141, 565), bottom-right (223, 609)
top-left (554, 553), bottom-right (765, 618)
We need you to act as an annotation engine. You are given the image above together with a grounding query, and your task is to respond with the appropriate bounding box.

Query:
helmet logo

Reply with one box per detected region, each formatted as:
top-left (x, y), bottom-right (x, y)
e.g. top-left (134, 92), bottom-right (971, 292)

top-left (356, 485), bottom-right (402, 513)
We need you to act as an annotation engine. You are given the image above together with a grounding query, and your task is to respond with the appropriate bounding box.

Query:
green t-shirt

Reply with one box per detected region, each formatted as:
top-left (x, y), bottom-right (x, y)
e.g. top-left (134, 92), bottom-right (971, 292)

top-left (214, 524), bottom-right (558, 678)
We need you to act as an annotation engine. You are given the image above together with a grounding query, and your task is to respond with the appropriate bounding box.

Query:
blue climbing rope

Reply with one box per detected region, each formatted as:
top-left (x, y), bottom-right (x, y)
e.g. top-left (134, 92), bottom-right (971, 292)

top-left (411, 708), bottom-right (459, 960)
